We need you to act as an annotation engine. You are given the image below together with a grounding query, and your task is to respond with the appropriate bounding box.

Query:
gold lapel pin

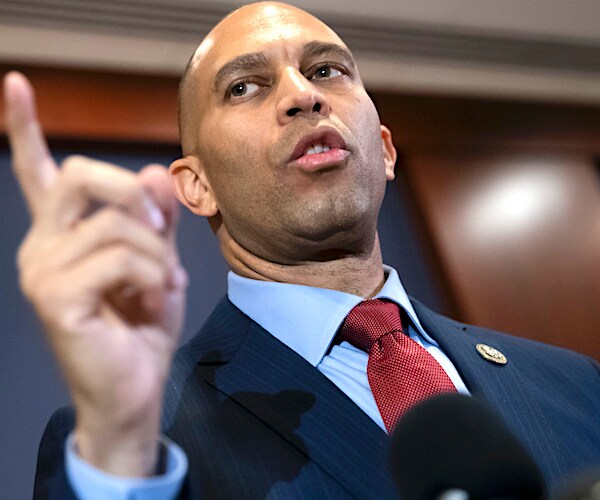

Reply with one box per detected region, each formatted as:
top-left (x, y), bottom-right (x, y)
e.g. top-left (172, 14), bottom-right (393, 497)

top-left (476, 343), bottom-right (507, 365)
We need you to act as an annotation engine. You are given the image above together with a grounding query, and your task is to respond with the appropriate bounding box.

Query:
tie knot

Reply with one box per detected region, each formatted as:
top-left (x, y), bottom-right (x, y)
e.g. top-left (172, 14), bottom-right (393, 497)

top-left (338, 299), bottom-right (404, 352)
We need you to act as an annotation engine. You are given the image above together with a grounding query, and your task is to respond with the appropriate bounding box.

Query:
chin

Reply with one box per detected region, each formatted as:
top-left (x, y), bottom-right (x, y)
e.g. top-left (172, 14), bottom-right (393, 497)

top-left (284, 196), bottom-right (376, 245)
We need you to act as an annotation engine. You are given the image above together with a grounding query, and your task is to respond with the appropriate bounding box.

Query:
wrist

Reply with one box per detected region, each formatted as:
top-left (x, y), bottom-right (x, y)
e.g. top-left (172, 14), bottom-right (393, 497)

top-left (74, 406), bottom-right (162, 477)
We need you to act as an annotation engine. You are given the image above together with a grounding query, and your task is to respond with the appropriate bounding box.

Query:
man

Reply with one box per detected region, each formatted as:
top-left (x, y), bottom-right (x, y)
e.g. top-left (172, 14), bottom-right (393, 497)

top-left (4, 2), bottom-right (600, 499)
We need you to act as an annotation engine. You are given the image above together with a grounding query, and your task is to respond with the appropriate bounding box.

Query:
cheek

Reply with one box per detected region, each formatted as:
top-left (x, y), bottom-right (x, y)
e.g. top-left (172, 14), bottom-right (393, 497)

top-left (335, 92), bottom-right (380, 150)
top-left (200, 124), bottom-right (271, 208)
top-left (355, 98), bottom-right (381, 141)
top-left (202, 116), bottom-right (263, 176)
top-left (356, 109), bottom-right (386, 164)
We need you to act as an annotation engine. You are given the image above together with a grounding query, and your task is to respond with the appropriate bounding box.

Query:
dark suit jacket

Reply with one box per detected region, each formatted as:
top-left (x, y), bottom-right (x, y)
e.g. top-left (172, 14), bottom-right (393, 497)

top-left (34, 297), bottom-right (600, 499)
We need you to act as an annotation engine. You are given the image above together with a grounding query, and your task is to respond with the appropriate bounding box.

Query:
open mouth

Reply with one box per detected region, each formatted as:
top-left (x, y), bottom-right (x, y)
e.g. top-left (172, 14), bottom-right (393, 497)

top-left (288, 128), bottom-right (349, 171)
top-left (304, 144), bottom-right (333, 155)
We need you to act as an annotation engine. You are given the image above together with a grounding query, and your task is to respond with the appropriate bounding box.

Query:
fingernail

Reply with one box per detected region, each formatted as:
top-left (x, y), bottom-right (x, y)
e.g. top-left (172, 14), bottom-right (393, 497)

top-left (147, 201), bottom-right (166, 231)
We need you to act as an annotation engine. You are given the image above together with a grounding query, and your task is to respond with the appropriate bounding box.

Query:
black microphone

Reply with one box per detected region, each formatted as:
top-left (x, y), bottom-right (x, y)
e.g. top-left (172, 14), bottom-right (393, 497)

top-left (390, 394), bottom-right (546, 500)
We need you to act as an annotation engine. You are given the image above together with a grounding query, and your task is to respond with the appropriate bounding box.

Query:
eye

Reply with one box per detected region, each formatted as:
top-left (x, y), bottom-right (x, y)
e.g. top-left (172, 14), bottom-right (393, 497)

top-left (229, 81), bottom-right (260, 98)
top-left (311, 65), bottom-right (343, 80)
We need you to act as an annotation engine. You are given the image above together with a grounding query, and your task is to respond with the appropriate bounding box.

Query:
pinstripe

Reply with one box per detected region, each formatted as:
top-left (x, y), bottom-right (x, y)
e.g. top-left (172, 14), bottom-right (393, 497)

top-left (34, 296), bottom-right (600, 498)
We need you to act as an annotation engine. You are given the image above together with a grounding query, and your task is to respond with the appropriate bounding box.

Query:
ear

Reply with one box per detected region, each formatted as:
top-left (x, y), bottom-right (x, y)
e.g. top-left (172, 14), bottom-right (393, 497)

top-left (169, 156), bottom-right (219, 217)
top-left (381, 125), bottom-right (397, 181)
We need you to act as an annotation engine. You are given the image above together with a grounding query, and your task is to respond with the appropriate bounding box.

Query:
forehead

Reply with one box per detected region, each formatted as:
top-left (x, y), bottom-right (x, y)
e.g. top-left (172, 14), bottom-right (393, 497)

top-left (194, 4), bottom-right (346, 78)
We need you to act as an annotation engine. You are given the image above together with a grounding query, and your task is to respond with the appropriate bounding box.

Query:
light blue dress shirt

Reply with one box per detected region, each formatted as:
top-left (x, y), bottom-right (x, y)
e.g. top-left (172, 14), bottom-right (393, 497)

top-left (66, 265), bottom-right (469, 499)
top-left (228, 265), bottom-right (469, 430)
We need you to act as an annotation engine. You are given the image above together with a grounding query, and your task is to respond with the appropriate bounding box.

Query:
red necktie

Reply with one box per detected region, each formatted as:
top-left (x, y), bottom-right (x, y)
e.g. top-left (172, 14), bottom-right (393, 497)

top-left (337, 299), bottom-right (457, 433)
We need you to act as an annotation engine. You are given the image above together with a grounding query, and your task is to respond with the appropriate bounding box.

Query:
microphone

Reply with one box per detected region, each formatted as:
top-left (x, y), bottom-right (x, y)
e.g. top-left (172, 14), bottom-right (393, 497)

top-left (390, 394), bottom-right (546, 500)
top-left (554, 468), bottom-right (600, 500)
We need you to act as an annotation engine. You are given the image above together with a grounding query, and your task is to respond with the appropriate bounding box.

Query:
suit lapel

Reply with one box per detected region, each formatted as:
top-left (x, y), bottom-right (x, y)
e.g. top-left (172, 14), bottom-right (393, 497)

top-left (410, 299), bottom-right (535, 428)
top-left (195, 297), bottom-right (534, 497)
top-left (192, 296), bottom-right (531, 496)
top-left (203, 309), bottom-right (397, 499)
top-left (412, 299), bottom-right (509, 393)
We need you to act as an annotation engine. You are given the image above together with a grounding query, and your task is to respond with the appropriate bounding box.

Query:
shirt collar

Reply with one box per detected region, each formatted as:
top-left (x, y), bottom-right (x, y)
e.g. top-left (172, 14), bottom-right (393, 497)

top-left (227, 265), bottom-right (437, 367)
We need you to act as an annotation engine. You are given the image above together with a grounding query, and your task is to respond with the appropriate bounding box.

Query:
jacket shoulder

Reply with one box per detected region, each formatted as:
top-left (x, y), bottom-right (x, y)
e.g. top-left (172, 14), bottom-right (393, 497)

top-left (412, 297), bottom-right (598, 360)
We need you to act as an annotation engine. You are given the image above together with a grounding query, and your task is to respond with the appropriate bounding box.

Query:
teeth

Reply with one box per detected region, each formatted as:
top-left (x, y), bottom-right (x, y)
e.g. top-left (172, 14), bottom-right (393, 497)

top-left (304, 143), bottom-right (331, 155)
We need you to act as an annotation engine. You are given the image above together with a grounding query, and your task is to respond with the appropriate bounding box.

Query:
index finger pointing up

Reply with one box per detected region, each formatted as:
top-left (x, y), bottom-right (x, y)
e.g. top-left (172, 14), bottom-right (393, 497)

top-left (4, 71), bottom-right (57, 218)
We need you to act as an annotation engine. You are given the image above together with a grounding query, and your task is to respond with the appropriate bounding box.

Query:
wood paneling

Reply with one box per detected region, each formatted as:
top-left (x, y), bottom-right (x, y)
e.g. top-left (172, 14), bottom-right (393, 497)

top-left (405, 150), bottom-right (600, 360)
top-left (371, 92), bottom-right (600, 360)
top-left (0, 64), bottom-right (180, 143)
top-left (373, 92), bottom-right (600, 152)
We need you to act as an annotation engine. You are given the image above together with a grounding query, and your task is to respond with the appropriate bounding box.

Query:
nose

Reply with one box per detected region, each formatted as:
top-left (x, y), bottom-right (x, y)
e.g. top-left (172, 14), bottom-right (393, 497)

top-left (276, 67), bottom-right (331, 125)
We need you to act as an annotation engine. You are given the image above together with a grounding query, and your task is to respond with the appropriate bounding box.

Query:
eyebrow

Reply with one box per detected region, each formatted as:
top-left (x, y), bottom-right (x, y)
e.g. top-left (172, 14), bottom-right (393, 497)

top-left (211, 41), bottom-right (356, 93)
top-left (301, 41), bottom-right (356, 69)
top-left (212, 52), bottom-right (270, 92)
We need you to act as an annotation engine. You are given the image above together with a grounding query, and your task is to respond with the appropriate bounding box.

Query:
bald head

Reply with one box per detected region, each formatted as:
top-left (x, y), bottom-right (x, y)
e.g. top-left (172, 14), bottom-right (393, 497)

top-left (178, 2), bottom-right (351, 155)
top-left (169, 0), bottom-right (394, 268)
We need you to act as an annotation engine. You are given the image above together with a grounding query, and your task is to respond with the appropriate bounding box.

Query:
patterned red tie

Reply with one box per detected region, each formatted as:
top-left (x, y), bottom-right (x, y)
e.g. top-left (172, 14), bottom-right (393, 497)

top-left (338, 299), bottom-right (456, 433)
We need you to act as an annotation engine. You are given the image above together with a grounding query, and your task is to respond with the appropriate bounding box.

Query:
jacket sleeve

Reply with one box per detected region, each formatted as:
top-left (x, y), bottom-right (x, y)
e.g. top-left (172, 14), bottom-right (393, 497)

top-left (33, 406), bottom-right (190, 500)
top-left (33, 406), bottom-right (78, 500)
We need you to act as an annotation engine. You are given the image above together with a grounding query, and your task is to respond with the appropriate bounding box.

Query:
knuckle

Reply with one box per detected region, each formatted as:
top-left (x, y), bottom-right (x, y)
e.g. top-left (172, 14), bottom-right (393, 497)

top-left (60, 155), bottom-right (86, 174)
top-left (16, 230), bottom-right (44, 276)
top-left (18, 270), bottom-right (35, 300)
top-left (17, 246), bottom-right (47, 301)
top-left (59, 157), bottom-right (86, 191)
top-left (33, 279), bottom-right (54, 307)
top-left (16, 238), bottom-right (31, 271)
top-left (16, 230), bottom-right (47, 297)
top-left (34, 280), bottom-right (65, 324)
top-left (20, 265), bottom-right (51, 306)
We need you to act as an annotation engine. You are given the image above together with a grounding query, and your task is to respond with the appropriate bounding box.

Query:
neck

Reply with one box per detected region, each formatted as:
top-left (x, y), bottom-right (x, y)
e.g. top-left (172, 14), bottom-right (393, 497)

top-left (215, 222), bottom-right (386, 298)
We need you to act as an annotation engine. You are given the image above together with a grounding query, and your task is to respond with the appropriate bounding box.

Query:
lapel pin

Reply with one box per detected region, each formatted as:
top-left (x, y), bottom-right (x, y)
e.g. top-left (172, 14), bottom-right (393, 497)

top-left (476, 343), bottom-right (507, 365)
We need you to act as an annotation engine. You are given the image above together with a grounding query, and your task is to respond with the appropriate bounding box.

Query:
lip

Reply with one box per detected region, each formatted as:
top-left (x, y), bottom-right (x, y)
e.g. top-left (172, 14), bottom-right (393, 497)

top-left (287, 128), bottom-right (349, 171)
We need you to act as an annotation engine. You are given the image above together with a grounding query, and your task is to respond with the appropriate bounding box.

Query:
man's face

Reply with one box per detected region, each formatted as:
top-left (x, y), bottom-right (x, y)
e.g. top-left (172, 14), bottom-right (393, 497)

top-left (181, 2), bottom-right (395, 262)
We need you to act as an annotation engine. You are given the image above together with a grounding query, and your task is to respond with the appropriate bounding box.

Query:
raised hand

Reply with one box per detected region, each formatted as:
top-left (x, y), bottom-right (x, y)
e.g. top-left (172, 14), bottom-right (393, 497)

top-left (4, 72), bottom-right (187, 476)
